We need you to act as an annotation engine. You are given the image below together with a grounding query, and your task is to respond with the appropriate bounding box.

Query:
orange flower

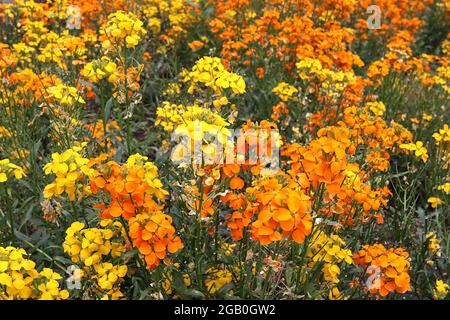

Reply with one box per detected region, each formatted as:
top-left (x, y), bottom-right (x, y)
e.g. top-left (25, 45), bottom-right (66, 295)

top-left (283, 125), bottom-right (392, 225)
top-left (90, 154), bottom-right (168, 220)
top-left (129, 211), bottom-right (183, 269)
top-left (84, 120), bottom-right (122, 156)
top-left (230, 177), bottom-right (244, 190)
top-left (188, 40), bottom-right (205, 52)
top-left (353, 244), bottom-right (411, 297)
top-left (249, 176), bottom-right (312, 245)
top-left (256, 67), bottom-right (265, 79)
top-left (223, 172), bottom-right (312, 245)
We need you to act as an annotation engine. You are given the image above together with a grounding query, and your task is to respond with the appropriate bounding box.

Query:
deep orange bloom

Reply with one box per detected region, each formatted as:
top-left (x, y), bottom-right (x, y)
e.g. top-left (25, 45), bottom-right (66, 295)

top-left (353, 244), bottom-right (412, 297)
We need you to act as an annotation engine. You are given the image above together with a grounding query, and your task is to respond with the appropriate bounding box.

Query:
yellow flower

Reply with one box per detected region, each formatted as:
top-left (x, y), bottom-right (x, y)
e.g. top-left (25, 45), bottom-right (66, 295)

top-left (81, 56), bottom-right (119, 83)
top-left (307, 231), bottom-right (353, 285)
top-left (296, 58), bottom-right (323, 80)
top-left (422, 113), bottom-right (433, 121)
top-left (0, 159), bottom-right (26, 183)
top-left (204, 268), bottom-right (235, 295)
top-left (328, 287), bottom-right (345, 300)
top-left (93, 263), bottom-right (128, 290)
top-left (434, 280), bottom-right (450, 299)
top-left (437, 182), bottom-right (450, 194)
top-left (63, 221), bottom-right (127, 298)
top-left (0, 126), bottom-right (12, 138)
top-left (400, 141), bottom-right (428, 162)
top-left (426, 232), bottom-right (441, 256)
top-left (272, 82), bottom-right (298, 101)
top-left (0, 246), bottom-right (68, 300)
top-left (213, 96), bottom-right (229, 108)
top-left (296, 57), bottom-right (355, 96)
top-left (63, 221), bottom-right (125, 266)
top-left (46, 84), bottom-right (85, 106)
top-left (220, 243), bottom-right (236, 256)
top-left (366, 102), bottom-right (386, 116)
top-left (183, 56), bottom-right (246, 95)
top-left (100, 11), bottom-right (146, 50)
top-left (43, 144), bottom-right (93, 200)
top-left (433, 124), bottom-right (450, 144)
top-left (427, 197), bottom-right (443, 208)
top-left (155, 101), bottom-right (186, 132)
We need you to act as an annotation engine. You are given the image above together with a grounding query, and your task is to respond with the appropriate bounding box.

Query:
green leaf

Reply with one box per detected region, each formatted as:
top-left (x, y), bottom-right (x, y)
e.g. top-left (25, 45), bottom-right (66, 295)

top-left (177, 288), bottom-right (205, 300)
top-left (104, 97), bottom-right (114, 123)
top-left (216, 283), bottom-right (235, 298)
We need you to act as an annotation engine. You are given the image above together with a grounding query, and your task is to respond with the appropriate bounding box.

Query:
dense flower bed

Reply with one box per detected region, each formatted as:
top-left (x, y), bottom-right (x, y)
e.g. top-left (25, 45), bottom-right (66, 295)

top-left (0, 0), bottom-right (448, 300)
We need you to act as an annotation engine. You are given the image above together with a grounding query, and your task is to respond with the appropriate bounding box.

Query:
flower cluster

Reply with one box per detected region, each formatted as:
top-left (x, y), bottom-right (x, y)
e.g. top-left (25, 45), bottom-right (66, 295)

top-left (63, 221), bottom-right (125, 266)
top-left (434, 280), bottom-right (449, 299)
top-left (284, 126), bottom-right (391, 225)
top-left (366, 102), bottom-right (386, 117)
top-left (272, 82), bottom-right (298, 101)
top-left (0, 246), bottom-right (69, 300)
top-left (81, 57), bottom-right (119, 83)
top-left (63, 221), bottom-right (128, 299)
top-left (296, 58), bottom-right (357, 98)
top-left (155, 102), bottom-right (186, 132)
top-left (400, 141), bottom-right (429, 162)
top-left (87, 153), bottom-right (183, 270)
top-left (353, 244), bottom-right (411, 297)
top-left (426, 232), bottom-right (442, 257)
top-left (92, 263), bottom-right (128, 291)
top-left (128, 211), bottom-right (183, 269)
top-left (433, 124), bottom-right (450, 146)
top-left (182, 57), bottom-right (246, 95)
top-left (341, 105), bottom-right (413, 171)
top-left (224, 173), bottom-right (313, 245)
top-left (46, 84), bottom-right (86, 107)
top-left (36, 31), bottom-right (87, 70)
top-left (139, 0), bottom-right (200, 52)
top-left (308, 231), bottom-right (353, 284)
top-left (209, 0), bottom-right (365, 72)
top-left (90, 154), bottom-right (168, 219)
top-left (100, 11), bottom-right (147, 50)
top-left (171, 106), bottom-right (232, 165)
top-left (43, 144), bottom-right (93, 201)
top-left (204, 268), bottom-right (235, 295)
top-left (0, 159), bottom-right (26, 183)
